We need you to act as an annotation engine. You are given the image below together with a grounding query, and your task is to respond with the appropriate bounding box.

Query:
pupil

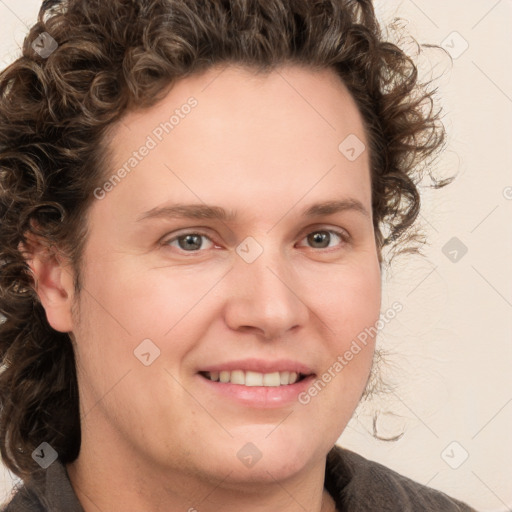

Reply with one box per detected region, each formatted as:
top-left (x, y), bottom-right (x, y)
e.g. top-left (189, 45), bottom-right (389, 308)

top-left (179, 234), bottom-right (202, 251)
top-left (309, 231), bottom-right (329, 248)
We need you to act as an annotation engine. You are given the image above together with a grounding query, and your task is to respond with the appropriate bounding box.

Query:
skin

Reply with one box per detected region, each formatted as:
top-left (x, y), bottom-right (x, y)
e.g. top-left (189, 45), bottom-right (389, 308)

top-left (28, 64), bottom-right (381, 512)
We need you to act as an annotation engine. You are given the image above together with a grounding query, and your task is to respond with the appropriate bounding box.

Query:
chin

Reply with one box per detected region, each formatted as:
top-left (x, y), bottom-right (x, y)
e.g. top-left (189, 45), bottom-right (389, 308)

top-left (197, 423), bottom-right (329, 485)
top-left (215, 450), bottom-right (312, 487)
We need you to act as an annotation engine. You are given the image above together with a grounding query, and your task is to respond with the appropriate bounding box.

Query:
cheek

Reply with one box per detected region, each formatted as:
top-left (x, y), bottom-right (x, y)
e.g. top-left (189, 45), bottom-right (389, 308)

top-left (301, 256), bottom-right (381, 407)
top-left (79, 253), bottom-right (196, 329)
top-left (303, 257), bottom-right (381, 345)
top-left (295, 260), bottom-right (381, 436)
top-left (70, 263), bottom-right (203, 420)
top-left (74, 258), bottom-right (226, 368)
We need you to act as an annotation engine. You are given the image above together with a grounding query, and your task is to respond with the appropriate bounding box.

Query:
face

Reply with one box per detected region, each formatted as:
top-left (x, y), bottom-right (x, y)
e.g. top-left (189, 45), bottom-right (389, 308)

top-left (66, 65), bottom-right (381, 485)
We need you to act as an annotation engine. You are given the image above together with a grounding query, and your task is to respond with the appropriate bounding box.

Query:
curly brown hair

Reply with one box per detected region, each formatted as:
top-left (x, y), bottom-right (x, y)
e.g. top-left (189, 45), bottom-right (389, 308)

top-left (0, 0), bottom-right (450, 483)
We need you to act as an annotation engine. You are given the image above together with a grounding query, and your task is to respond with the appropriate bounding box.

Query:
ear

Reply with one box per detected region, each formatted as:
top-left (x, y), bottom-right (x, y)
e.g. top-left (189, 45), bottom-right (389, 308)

top-left (19, 234), bottom-right (76, 333)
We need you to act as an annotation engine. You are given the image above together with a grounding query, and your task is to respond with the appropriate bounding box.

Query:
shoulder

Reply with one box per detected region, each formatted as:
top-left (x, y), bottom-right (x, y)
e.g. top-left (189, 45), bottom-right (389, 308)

top-left (1, 459), bottom-right (80, 512)
top-left (1, 484), bottom-right (44, 512)
top-left (325, 445), bottom-right (477, 512)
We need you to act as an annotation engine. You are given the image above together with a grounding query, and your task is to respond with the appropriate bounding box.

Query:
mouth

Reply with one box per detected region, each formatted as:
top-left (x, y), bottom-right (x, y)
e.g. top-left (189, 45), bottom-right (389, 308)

top-left (196, 359), bottom-right (316, 407)
top-left (199, 370), bottom-right (310, 387)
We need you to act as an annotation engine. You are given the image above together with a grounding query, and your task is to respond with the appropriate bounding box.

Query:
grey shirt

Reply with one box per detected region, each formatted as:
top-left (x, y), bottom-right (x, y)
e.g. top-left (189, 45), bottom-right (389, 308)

top-left (2, 445), bottom-right (477, 511)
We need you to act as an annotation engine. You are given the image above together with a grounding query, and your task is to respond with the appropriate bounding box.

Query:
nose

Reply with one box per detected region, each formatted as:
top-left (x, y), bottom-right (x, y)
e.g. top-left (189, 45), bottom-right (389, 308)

top-left (223, 241), bottom-right (310, 341)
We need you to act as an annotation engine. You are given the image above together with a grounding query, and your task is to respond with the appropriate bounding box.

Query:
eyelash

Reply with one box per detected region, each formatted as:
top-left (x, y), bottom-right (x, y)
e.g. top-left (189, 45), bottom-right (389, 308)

top-left (162, 227), bottom-right (350, 255)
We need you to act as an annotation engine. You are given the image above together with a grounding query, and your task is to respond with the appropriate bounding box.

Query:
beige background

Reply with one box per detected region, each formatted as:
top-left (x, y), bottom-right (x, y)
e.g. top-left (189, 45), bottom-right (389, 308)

top-left (0, 1), bottom-right (510, 510)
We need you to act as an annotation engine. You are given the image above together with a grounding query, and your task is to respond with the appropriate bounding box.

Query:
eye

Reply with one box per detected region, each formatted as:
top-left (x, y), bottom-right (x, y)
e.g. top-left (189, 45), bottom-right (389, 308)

top-left (164, 232), bottom-right (215, 252)
top-left (162, 227), bottom-right (349, 255)
top-left (297, 229), bottom-right (349, 250)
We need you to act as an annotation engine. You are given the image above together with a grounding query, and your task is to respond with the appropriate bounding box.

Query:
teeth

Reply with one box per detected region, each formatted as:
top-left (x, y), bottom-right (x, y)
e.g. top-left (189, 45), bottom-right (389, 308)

top-left (245, 371), bottom-right (262, 386)
top-left (204, 370), bottom-right (303, 386)
top-left (230, 370), bottom-right (245, 385)
top-left (262, 372), bottom-right (280, 387)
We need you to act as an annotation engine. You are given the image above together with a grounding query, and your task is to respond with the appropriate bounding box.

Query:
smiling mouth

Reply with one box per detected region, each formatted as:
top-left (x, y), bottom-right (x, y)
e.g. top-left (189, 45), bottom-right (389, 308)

top-left (199, 370), bottom-right (310, 387)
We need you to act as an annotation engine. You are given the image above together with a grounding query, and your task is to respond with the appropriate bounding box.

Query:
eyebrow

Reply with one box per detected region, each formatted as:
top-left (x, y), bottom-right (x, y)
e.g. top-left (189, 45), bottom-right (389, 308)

top-left (136, 198), bottom-right (370, 223)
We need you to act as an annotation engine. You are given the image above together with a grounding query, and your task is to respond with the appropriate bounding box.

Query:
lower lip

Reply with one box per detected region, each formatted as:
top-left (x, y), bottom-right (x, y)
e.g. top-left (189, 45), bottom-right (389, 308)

top-left (197, 373), bottom-right (316, 409)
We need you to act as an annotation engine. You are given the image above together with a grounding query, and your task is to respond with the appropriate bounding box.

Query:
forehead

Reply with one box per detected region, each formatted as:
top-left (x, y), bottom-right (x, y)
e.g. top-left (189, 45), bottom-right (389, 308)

top-left (99, 64), bottom-right (371, 225)
top-left (110, 63), bottom-right (366, 152)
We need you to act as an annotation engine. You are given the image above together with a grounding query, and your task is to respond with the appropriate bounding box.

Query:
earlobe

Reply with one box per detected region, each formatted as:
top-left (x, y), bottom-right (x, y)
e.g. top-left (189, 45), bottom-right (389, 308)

top-left (20, 236), bottom-right (75, 333)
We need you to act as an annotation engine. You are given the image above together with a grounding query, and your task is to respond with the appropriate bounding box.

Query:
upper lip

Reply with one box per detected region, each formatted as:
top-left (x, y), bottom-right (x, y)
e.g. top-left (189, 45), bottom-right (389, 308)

top-left (198, 358), bottom-right (314, 375)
